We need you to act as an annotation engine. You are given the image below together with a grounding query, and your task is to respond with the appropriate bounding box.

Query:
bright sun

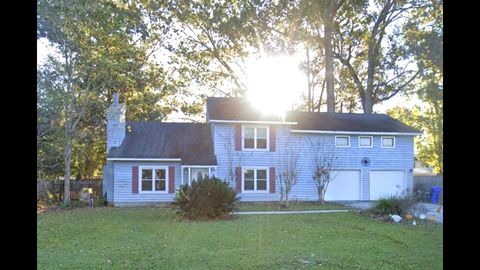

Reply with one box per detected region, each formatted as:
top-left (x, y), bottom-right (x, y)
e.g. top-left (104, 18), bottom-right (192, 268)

top-left (245, 55), bottom-right (306, 116)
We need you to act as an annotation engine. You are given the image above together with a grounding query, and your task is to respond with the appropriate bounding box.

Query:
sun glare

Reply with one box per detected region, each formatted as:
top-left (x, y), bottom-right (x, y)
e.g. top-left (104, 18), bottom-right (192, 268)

top-left (245, 55), bottom-right (306, 116)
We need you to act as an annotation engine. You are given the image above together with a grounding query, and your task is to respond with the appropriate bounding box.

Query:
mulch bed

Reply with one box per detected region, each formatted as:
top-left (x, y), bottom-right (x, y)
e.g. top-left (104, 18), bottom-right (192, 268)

top-left (355, 210), bottom-right (436, 226)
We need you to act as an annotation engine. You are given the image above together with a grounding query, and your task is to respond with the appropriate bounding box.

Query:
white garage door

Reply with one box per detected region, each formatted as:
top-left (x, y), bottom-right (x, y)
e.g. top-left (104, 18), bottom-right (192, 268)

top-left (325, 170), bottom-right (361, 201)
top-left (370, 170), bottom-right (406, 200)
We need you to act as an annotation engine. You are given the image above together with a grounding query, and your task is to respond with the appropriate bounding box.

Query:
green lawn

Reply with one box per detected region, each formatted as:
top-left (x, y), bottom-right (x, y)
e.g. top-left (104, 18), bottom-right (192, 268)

top-left (37, 207), bottom-right (442, 270)
top-left (236, 201), bottom-right (348, 211)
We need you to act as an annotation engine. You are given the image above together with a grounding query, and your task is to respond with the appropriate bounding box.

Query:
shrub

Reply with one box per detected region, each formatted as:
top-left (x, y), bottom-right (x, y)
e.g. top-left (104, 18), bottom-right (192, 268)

top-left (94, 195), bottom-right (107, 207)
top-left (60, 200), bottom-right (88, 209)
top-left (174, 176), bottom-right (239, 220)
top-left (368, 194), bottom-right (417, 216)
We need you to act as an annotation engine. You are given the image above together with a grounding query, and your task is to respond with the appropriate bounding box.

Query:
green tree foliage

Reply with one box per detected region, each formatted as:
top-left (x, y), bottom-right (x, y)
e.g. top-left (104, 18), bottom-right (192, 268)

top-left (388, 0), bottom-right (443, 175)
top-left (160, 0), bottom-right (261, 97)
top-left (37, 0), bottom-right (443, 189)
top-left (388, 106), bottom-right (442, 174)
top-left (37, 0), bottom-right (188, 196)
top-left (333, 0), bottom-right (423, 113)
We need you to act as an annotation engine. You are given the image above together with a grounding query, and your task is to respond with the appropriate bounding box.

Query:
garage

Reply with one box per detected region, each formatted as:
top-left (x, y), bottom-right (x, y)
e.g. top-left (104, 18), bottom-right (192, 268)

top-left (370, 170), bottom-right (406, 200)
top-left (325, 170), bottom-right (361, 201)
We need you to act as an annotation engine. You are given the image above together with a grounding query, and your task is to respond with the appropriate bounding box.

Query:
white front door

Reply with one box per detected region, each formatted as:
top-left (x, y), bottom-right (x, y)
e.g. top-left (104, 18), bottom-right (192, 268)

top-left (369, 170), bottom-right (406, 200)
top-left (325, 170), bottom-right (361, 201)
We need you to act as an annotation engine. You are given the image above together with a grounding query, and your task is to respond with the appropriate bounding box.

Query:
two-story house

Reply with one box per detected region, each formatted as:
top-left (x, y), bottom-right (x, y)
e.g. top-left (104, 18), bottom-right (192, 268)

top-left (103, 94), bottom-right (420, 206)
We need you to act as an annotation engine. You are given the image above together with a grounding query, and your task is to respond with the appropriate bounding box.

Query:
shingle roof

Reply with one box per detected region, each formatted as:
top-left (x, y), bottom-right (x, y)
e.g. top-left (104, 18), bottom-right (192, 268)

top-left (108, 122), bottom-right (217, 165)
top-left (206, 97), bottom-right (419, 133)
top-left (206, 97), bottom-right (282, 121)
top-left (285, 111), bottom-right (420, 133)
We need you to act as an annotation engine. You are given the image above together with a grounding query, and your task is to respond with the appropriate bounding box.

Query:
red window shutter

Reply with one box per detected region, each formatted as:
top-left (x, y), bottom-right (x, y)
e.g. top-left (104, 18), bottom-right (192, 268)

top-left (236, 167), bottom-right (242, 192)
top-left (168, 166), bottom-right (175, 193)
top-left (269, 167), bottom-right (276, 193)
top-left (132, 166), bottom-right (139, 194)
top-left (269, 126), bottom-right (276, 152)
top-left (235, 125), bottom-right (242, 151)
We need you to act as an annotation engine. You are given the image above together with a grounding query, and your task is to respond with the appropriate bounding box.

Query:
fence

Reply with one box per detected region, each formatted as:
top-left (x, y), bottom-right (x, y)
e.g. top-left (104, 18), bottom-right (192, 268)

top-left (413, 175), bottom-right (443, 203)
top-left (37, 179), bottom-right (103, 202)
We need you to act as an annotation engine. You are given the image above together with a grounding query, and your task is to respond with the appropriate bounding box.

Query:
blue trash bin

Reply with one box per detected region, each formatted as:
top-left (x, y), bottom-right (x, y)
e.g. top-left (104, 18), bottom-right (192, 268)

top-left (431, 186), bottom-right (442, 204)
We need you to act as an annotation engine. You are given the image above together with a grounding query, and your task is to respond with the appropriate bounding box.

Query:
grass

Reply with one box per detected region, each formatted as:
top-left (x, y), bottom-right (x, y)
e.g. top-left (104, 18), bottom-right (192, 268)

top-left (37, 207), bottom-right (442, 270)
top-left (235, 201), bottom-right (347, 212)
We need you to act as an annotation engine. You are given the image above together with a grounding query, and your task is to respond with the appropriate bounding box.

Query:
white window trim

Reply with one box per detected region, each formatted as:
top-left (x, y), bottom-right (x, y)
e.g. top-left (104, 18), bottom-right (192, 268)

top-left (381, 136), bottom-right (396, 148)
top-left (241, 125), bottom-right (269, 151)
top-left (242, 167), bottom-right (269, 193)
top-left (138, 166), bottom-right (169, 194)
top-left (335, 135), bottom-right (350, 147)
top-left (181, 165), bottom-right (217, 185)
top-left (358, 136), bottom-right (373, 148)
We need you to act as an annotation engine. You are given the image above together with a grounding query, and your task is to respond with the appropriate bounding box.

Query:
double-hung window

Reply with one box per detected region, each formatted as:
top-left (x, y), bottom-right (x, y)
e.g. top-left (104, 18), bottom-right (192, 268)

top-left (243, 168), bottom-right (268, 192)
top-left (140, 167), bottom-right (167, 193)
top-left (243, 126), bottom-right (268, 150)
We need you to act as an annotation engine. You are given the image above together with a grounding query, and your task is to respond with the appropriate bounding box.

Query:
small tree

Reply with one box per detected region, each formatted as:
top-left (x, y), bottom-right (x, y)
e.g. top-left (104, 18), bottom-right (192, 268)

top-left (278, 141), bottom-right (301, 208)
top-left (311, 139), bottom-right (337, 204)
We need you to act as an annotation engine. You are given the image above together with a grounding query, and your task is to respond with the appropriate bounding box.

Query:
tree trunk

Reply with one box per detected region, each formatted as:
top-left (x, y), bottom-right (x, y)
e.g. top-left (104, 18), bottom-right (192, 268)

top-left (306, 46), bottom-right (312, 112)
top-left (317, 79), bottom-right (325, 112)
top-left (63, 123), bottom-right (72, 204)
top-left (364, 44), bottom-right (375, 114)
top-left (364, 34), bottom-right (375, 114)
top-left (318, 186), bottom-right (323, 204)
top-left (285, 191), bottom-right (289, 208)
top-left (324, 21), bottom-right (335, 113)
top-left (321, 186), bottom-right (327, 205)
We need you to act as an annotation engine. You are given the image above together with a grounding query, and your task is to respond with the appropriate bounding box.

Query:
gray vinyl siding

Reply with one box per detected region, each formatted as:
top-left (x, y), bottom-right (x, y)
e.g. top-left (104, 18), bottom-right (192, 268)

top-left (112, 161), bottom-right (181, 205)
top-left (212, 123), bottom-right (414, 201)
top-left (109, 124), bottom-right (414, 204)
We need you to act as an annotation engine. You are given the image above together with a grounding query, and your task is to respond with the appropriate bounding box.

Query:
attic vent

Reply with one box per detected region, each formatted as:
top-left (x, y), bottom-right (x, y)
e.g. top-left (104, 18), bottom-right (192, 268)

top-left (361, 157), bottom-right (370, 166)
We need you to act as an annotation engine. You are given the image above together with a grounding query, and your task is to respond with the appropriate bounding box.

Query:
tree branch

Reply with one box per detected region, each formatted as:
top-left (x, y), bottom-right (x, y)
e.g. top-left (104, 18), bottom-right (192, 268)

top-left (376, 70), bottom-right (420, 101)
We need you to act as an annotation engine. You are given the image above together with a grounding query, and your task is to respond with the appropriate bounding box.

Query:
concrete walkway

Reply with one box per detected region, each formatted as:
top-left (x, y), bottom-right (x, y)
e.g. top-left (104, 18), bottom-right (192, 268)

top-left (234, 210), bottom-right (351, 215)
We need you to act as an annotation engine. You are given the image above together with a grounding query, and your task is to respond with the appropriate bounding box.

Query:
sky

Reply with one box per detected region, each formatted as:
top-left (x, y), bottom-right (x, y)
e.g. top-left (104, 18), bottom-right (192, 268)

top-left (37, 38), bottom-right (50, 66)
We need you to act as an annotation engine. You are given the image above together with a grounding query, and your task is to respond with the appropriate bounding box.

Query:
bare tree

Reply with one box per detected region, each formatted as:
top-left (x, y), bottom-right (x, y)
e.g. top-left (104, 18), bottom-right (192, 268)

top-left (219, 126), bottom-right (250, 188)
top-left (277, 140), bottom-right (301, 208)
top-left (223, 130), bottom-right (239, 187)
top-left (311, 139), bottom-right (338, 204)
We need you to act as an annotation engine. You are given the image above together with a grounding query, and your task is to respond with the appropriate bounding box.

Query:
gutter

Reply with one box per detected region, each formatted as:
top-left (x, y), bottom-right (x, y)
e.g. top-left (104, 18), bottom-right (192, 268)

top-left (208, 119), bottom-right (298, 125)
top-left (290, 130), bottom-right (422, 136)
top-left (106, 158), bottom-right (182, 161)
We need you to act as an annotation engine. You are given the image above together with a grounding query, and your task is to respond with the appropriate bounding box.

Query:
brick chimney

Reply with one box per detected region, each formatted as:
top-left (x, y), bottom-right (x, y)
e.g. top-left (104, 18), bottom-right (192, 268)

top-left (107, 92), bottom-right (126, 154)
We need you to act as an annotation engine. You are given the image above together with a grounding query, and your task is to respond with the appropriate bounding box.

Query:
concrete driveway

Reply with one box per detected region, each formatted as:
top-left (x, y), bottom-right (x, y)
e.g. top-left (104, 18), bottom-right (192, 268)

top-left (334, 201), bottom-right (443, 223)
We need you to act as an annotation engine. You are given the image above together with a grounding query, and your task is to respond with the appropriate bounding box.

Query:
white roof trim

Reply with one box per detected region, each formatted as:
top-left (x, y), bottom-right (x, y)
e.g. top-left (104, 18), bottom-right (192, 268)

top-left (290, 130), bottom-right (422, 136)
top-left (209, 119), bottom-right (297, 125)
top-left (107, 158), bottom-right (182, 161)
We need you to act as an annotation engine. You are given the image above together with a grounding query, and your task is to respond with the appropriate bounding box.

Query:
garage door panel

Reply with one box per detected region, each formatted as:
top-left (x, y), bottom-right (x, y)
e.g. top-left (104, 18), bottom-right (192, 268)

top-left (325, 170), bottom-right (361, 201)
top-left (370, 170), bottom-right (405, 200)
